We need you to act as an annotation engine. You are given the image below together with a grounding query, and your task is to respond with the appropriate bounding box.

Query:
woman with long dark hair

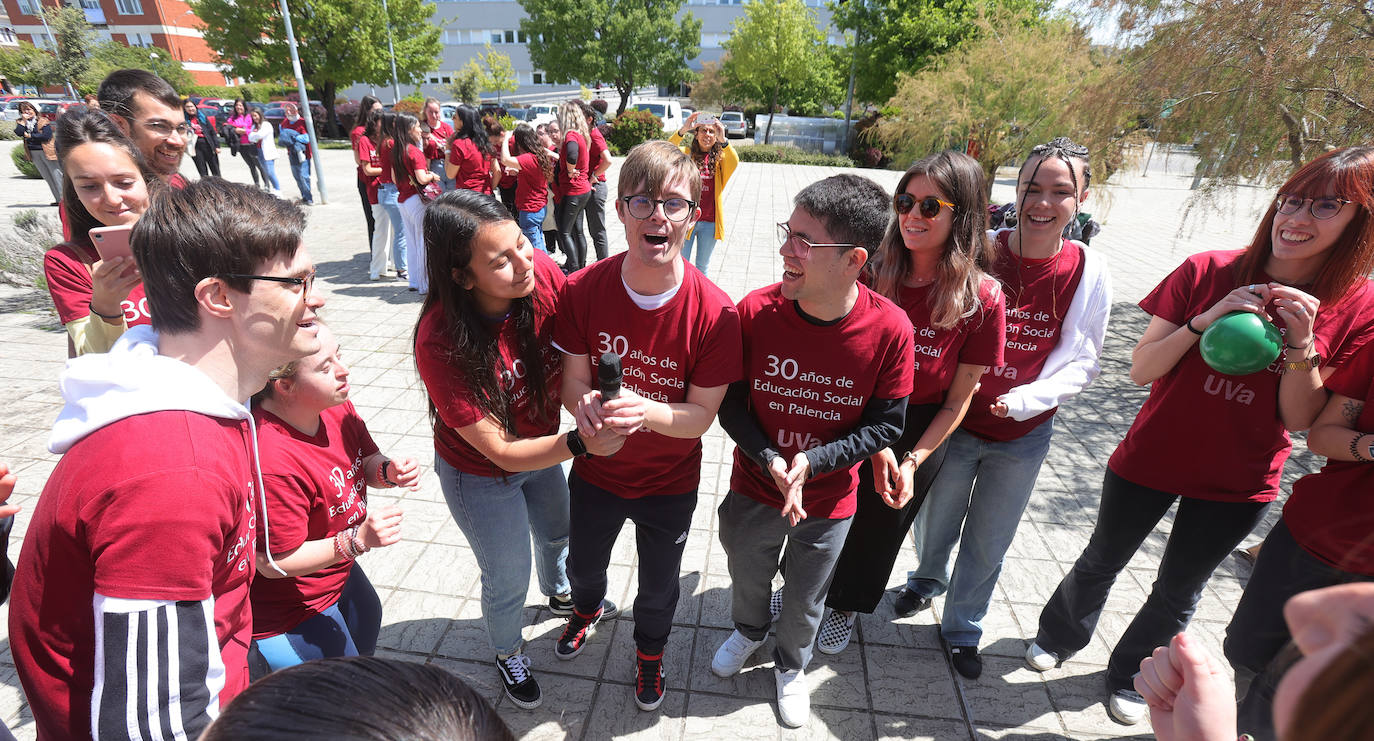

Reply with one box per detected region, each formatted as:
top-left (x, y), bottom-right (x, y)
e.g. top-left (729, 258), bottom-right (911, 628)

top-left (498, 124), bottom-right (555, 254)
top-left (412, 190), bottom-right (622, 710)
top-left (1028, 146), bottom-right (1374, 726)
top-left (352, 94), bottom-right (383, 243)
top-left (487, 116), bottom-right (518, 218)
top-left (226, 98), bottom-right (263, 188)
top-left (446, 104), bottom-right (498, 195)
top-left (670, 111), bottom-right (738, 274)
top-left (375, 112), bottom-right (408, 281)
top-left (393, 113), bottom-right (439, 293)
top-left (552, 101), bottom-right (593, 272)
top-left (358, 110), bottom-right (391, 280)
top-left (183, 98), bottom-right (221, 178)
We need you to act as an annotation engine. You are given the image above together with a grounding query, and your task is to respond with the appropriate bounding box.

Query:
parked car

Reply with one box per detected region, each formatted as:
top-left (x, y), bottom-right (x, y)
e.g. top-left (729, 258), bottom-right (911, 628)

top-left (630, 100), bottom-right (684, 133)
top-left (719, 111), bottom-right (747, 139)
top-left (35, 100), bottom-right (79, 119)
top-left (525, 103), bottom-right (558, 127)
top-left (1, 99), bottom-right (35, 121)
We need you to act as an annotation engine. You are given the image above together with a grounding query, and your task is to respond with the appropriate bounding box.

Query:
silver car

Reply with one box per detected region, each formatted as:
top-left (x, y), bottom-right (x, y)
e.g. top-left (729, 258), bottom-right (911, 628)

top-left (720, 111), bottom-right (747, 139)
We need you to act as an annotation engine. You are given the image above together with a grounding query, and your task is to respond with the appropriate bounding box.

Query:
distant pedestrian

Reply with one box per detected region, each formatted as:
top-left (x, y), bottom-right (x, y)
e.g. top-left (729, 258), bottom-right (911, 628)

top-left (226, 98), bottom-right (264, 188)
top-left (280, 102), bottom-right (313, 205)
top-left (351, 95), bottom-right (383, 242)
top-left (499, 124), bottom-right (554, 254)
top-left (183, 98), bottom-right (221, 178)
top-left (446, 104), bottom-right (498, 195)
top-left (392, 113), bottom-right (439, 293)
top-left (15, 101), bottom-right (62, 204)
top-left (553, 101), bottom-right (593, 272)
top-left (670, 111), bottom-right (738, 275)
top-left (576, 100), bottom-right (612, 263)
top-left (247, 109), bottom-right (282, 196)
top-left (423, 97), bottom-right (455, 191)
top-left (376, 112), bottom-right (408, 281)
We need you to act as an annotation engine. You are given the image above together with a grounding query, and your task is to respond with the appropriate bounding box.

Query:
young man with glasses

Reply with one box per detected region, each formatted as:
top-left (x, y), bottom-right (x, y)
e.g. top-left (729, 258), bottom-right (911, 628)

top-left (552, 140), bottom-right (742, 712)
top-left (98, 68), bottom-right (190, 186)
top-left (711, 174), bottom-right (913, 727)
top-left (9, 179), bottom-right (324, 740)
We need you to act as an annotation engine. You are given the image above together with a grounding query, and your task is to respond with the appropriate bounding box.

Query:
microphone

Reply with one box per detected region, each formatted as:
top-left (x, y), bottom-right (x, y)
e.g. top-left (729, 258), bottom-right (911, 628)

top-left (598, 351), bottom-right (622, 401)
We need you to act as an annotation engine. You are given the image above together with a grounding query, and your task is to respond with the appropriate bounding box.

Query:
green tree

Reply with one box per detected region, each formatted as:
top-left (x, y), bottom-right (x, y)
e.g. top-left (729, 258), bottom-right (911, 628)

top-left (520, 0), bottom-right (701, 117)
top-left (721, 0), bottom-right (828, 143)
top-left (0, 42), bottom-right (61, 92)
top-left (43, 4), bottom-right (93, 97)
top-left (830, 0), bottom-right (1049, 104)
top-left (477, 44), bottom-right (518, 104)
top-left (689, 59), bottom-right (729, 110)
top-left (447, 60), bottom-right (486, 105)
top-left (79, 41), bottom-right (195, 95)
top-left (191, 0), bottom-right (442, 135)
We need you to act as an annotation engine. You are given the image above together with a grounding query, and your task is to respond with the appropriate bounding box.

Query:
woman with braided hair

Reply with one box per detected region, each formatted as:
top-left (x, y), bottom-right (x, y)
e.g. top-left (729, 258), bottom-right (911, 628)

top-left (669, 111), bottom-right (738, 275)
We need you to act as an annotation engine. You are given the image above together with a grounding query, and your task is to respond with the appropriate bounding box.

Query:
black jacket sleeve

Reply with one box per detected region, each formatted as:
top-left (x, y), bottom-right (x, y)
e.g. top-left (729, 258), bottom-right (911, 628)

top-left (717, 380), bottom-right (782, 477)
top-left (802, 396), bottom-right (907, 477)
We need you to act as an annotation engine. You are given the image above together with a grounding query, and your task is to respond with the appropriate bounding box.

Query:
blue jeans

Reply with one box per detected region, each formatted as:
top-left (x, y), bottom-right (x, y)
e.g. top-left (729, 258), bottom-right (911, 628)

top-left (258, 155), bottom-right (281, 191)
top-left (908, 419), bottom-right (1055, 646)
top-left (682, 221), bottom-right (718, 274)
top-left (430, 158), bottom-right (455, 192)
top-left (379, 183), bottom-right (407, 272)
top-left (517, 206), bottom-right (548, 253)
top-left (435, 455), bottom-right (570, 656)
top-left (252, 565), bottom-right (382, 672)
top-left (288, 151), bottom-right (313, 204)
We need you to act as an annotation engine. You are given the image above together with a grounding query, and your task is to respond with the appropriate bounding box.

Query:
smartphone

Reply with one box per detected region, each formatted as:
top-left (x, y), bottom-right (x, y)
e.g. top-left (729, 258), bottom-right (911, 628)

top-left (89, 224), bottom-right (134, 262)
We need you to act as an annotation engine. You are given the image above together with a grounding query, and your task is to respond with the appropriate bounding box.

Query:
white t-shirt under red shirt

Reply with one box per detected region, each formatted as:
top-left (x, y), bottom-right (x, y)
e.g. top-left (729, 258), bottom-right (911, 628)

top-left (1110, 249), bottom-right (1374, 502)
top-left (730, 283), bottom-right (914, 518)
top-left (553, 254), bottom-right (743, 497)
top-left (899, 277), bottom-right (1005, 406)
top-left (249, 402), bottom-right (380, 639)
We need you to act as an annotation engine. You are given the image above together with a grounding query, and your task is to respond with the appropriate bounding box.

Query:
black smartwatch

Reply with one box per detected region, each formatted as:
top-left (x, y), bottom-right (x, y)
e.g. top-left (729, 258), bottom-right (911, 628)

top-left (566, 429), bottom-right (591, 458)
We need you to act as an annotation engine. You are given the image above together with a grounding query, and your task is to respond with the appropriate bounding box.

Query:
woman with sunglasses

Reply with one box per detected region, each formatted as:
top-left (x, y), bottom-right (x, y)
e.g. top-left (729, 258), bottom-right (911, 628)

top-left (812, 150), bottom-right (1007, 656)
top-left (1028, 146), bottom-right (1374, 725)
top-left (669, 111), bottom-right (737, 275)
top-left (889, 139), bottom-right (1111, 680)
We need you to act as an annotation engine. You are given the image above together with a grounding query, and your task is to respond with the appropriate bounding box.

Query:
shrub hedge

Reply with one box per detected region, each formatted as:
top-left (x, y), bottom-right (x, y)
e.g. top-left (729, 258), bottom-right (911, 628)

top-left (734, 144), bottom-right (855, 167)
top-left (10, 146), bottom-right (38, 178)
top-left (606, 109), bottom-right (664, 156)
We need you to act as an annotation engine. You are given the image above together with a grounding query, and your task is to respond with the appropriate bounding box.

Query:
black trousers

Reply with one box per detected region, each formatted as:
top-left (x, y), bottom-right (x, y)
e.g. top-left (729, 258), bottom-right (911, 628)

top-left (556, 191), bottom-right (592, 270)
top-left (192, 140), bottom-right (221, 178)
top-left (825, 403), bottom-right (946, 614)
top-left (357, 176), bottom-right (375, 244)
top-left (566, 471), bottom-right (696, 655)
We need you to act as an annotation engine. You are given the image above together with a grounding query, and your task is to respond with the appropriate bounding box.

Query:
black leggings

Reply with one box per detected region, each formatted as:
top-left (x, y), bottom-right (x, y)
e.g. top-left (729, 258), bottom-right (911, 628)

top-left (239, 146), bottom-right (264, 187)
top-left (357, 176), bottom-right (375, 243)
top-left (192, 140), bottom-right (221, 178)
top-left (556, 191), bottom-right (592, 270)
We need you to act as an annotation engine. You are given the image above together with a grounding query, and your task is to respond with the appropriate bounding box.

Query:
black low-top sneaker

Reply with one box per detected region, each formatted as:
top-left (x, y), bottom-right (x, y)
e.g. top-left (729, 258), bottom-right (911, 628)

top-left (893, 587), bottom-right (933, 618)
top-left (496, 652), bottom-right (542, 709)
top-left (554, 605), bottom-right (604, 660)
top-left (549, 596), bottom-right (619, 619)
top-left (634, 649), bottom-right (666, 711)
top-left (949, 644), bottom-right (983, 680)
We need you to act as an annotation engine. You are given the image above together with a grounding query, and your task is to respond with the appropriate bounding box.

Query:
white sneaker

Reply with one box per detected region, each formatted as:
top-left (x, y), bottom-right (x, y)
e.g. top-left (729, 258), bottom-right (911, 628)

top-left (1107, 689), bottom-right (1147, 725)
top-left (774, 667), bottom-right (809, 728)
top-left (815, 610), bottom-right (856, 655)
top-left (1025, 641), bottom-right (1060, 672)
top-left (711, 630), bottom-right (766, 677)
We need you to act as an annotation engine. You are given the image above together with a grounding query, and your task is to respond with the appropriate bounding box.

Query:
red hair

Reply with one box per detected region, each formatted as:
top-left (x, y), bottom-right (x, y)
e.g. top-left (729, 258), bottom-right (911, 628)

top-left (1235, 146), bottom-right (1374, 304)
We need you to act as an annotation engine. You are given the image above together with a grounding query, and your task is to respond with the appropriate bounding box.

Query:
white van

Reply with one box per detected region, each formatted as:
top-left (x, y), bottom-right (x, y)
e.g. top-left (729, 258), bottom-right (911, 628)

top-left (630, 100), bottom-right (683, 133)
top-left (525, 103), bottom-right (558, 127)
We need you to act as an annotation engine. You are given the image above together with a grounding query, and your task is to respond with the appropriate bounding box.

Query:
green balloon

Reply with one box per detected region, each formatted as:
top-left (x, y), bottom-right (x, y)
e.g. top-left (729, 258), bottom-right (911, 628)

top-left (1199, 311), bottom-right (1283, 376)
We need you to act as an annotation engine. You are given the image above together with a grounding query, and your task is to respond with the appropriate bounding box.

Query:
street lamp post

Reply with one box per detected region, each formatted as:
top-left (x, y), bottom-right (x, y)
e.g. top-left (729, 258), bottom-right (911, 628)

top-left (277, 0), bottom-right (328, 203)
top-left (36, 4), bottom-right (77, 99)
top-left (379, 0), bottom-right (402, 103)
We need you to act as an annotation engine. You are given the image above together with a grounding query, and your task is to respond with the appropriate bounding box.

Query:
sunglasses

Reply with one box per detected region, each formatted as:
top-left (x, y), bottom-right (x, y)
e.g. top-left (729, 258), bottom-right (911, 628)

top-left (894, 193), bottom-right (956, 219)
top-left (1275, 194), bottom-right (1352, 221)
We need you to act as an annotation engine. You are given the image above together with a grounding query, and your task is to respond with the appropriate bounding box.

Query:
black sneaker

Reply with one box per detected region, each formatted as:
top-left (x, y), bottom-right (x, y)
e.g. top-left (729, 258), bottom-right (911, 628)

top-left (634, 649), bottom-right (666, 711)
top-left (893, 587), bottom-right (932, 618)
top-left (949, 644), bottom-right (983, 680)
top-left (549, 595), bottom-right (619, 619)
top-left (554, 605), bottom-right (603, 660)
top-left (496, 653), bottom-right (542, 709)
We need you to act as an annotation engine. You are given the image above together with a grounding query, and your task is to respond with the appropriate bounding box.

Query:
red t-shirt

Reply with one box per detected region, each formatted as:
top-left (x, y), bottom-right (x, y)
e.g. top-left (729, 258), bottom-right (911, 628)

top-left (589, 127), bottom-right (609, 184)
top-left (376, 139), bottom-right (395, 186)
top-left (697, 156), bottom-right (716, 223)
top-left (395, 143), bottom-right (428, 202)
top-left (449, 137), bottom-right (493, 195)
top-left (1111, 250), bottom-right (1374, 502)
top-left (515, 152), bottom-right (549, 212)
top-left (44, 241), bottom-right (152, 327)
top-left (962, 235), bottom-right (1085, 441)
top-left (553, 254), bottom-right (743, 497)
top-left (556, 130), bottom-right (592, 198)
top-left (357, 136), bottom-right (380, 204)
top-left (416, 249), bottom-right (566, 476)
top-left (900, 277), bottom-right (1005, 405)
top-left (249, 402), bottom-right (380, 638)
top-left (1284, 344), bottom-right (1374, 575)
top-left (425, 121), bottom-right (453, 161)
top-left (9, 410), bottom-right (258, 739)
top-left (730, 283), bottom-right (914, 518)
top-left (282, 118), bottom-right (312, 159)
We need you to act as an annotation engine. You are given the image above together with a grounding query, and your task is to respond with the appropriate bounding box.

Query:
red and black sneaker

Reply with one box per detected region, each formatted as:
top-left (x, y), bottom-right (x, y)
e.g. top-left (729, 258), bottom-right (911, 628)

top-left (554, 605), bottom-right (603, 660)
top-left (634, 649), bottom-right (666, 711)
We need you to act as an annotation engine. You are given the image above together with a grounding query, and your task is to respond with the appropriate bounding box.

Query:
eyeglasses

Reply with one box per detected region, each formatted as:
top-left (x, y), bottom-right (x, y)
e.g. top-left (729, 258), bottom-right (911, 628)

top-left (135, 118), bottom-right (193, 139)
top-left (1275, 194), bottom-right (1352, 221)
top-left (776, 222), bottom-right (858, 258)
top-left (894, 193), bottom-right (956, 219)
top-left (219, 272), bottom-right (316, 295)
top-left (620, 195), bottom-right (697, 222)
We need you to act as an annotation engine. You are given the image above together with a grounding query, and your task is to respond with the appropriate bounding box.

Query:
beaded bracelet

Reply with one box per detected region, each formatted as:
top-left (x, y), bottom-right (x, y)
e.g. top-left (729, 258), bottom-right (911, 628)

top-left (334, 530), bottom-right (354, 561)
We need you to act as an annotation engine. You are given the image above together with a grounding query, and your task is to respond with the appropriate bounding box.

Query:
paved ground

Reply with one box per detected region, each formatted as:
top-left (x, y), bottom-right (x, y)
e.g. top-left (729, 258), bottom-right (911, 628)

top-left (0, 140), bottom-right (1301, 740)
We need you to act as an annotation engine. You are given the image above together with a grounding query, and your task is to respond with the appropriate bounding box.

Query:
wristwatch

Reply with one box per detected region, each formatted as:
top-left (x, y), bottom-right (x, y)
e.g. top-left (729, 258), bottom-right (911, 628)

top-left (1282, 352), bottom-right (1322, 374)
top-left (566, 429), bottom-right (591, 458)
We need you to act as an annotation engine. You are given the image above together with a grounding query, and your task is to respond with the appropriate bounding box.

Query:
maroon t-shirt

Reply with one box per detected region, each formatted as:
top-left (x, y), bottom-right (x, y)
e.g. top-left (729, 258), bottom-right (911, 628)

top-left (589, 127), bottom-right (609, 184)
top-left (556, 130), bottom-right (592, 198)
top-left (730, 283), bottom-right (914, 518)
top-left (376, 139), bottom-right (395, 186)
top-left (553, 254), bottom-right (743, 497)
top-left (449, 137), bottom-right (493, 194)
top-left (282, 118), bottom-right (311, 159)
top-left (44, 241), bottom-right (151, 326)
top-left (424, 121), bottom-right (453, 161)
top-left (395, 143), bottom-right (428, 201)
top-left (697, 156), bottom-right (716, 223)
top-left (515, 153), bottom-right (549, 212)
top-left (250, 402), bottom-right (380, 638)
top-left (1110, 250), bottom-right (1374, 502)
top-left (415, 249), bottom-right (566, 475)
top-left (900, 277), bottom-right (1005, 405)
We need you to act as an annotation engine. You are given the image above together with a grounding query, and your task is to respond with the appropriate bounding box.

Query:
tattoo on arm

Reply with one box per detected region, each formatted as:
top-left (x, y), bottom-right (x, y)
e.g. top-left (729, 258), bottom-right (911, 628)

top-left (1342, 399), bottom-right (1365, 426)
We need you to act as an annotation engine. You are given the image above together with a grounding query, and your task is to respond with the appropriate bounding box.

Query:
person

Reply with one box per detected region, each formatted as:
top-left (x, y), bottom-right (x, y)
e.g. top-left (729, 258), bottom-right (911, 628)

top-left (488, 116), bottom-right (518, 218)
top-left (669, 111), bottom-right (738, 275)
top-left (447, 104), bottom-right (498, 195)
top-left (200, 656), bottom-right (516, 741)
top-left (351, 95), bottom-right (383, 243)
top-left (1135, 583), bottom-right (1374, 741)
top-left (813, 151), bottom-right (1006, 657)
top-left (249, 324), bottom-right (414, 673)
top-left (413, 190), bottom-right (625, 709)
top-left (713, 174), bottom-right (913, 727)
top-left (392, 113), bottom-right (439, 293)
top-left (247, 108), bottom-right (283, 196)
top-left (551, 140), bottom-right (742, 712)
top-left (423, 96), bottom-right (456, 191)
top-left (535, 123), bottom-right (561, 253)
top-left (82, 93), bottom-right (100, 110)
top-left (15, 100), bottom-right (62, 204)
top-left (499, 124), bottom-right (555, 254)
top-left (553, 101), bottom-right (594, 272)
top-left (376, 112), bottom-right (408, 281)
top-left (899, 140), bottom-right (1112, 679)
top-left (1027, 145), bottom-right (1374, 725)
top-left (576, 100), bottom-right (613, 263)
top-left (43, 108), bottom-right (163, 357)
top-left (358, 110), bottom-right (391, 281)
top-left (226, 98), bottom-right (264, 188)
top-left (9, 178), bottom-right (324, 740)
top-left (280, 102), bottom-right (314, 205)
top-left (184, 97), bottom-right (222, 178)
top-left (97, 69), bottom-right (189, 186)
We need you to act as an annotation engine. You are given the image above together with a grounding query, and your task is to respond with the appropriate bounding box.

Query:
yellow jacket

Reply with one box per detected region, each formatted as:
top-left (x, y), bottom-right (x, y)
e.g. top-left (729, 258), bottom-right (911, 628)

top-left (669, 132), bottom-right (738, 240)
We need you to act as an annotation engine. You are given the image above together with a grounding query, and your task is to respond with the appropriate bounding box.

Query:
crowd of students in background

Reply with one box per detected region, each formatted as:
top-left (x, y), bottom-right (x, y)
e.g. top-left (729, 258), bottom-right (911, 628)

top-left (6, 66), bottom-right (1374, 741)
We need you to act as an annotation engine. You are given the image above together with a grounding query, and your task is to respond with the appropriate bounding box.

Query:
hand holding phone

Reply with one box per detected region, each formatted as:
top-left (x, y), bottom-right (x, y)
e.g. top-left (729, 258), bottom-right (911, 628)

top-left (89, 224), bottom-right (134, 262)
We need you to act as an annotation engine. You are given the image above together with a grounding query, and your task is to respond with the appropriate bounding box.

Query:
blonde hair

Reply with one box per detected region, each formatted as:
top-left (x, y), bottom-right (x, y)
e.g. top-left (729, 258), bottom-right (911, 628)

top-left (617, 140), bottom-right (700, 201)
top-left (558, 101), bottom-right (590, 150)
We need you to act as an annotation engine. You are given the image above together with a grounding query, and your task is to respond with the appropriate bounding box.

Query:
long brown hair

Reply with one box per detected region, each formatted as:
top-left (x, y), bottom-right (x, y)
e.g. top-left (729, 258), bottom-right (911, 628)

top-left (55, 107), bottom-right (163, 251)
top-left (1287, 624), bottom-right (1374, 741)
top-left (1234, 146), bottom-right (1374, 305)
top-left (868, 151), bottom-right (994, 329)
top-left (511, 124), bottom-right (554, 182)
top-left (390, 113), bottom-right (422, 191)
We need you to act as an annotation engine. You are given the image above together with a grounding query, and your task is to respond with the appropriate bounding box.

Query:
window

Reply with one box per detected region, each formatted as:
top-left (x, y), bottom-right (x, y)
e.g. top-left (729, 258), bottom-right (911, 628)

top-left (0, 28), bottom-right (14, 44)
top-left (15, 0), bottom-right (38, 15)
top-left (517, 31), bottom-right (527, 43)
top-left (503, 30), bottom-right (515, 43)
top-left (115, 0), bottom-right (145, 14)
top-left (428, 76), bottom-right (440, 84)
top-left (441, 76), bottom-right (451, 84)
top-left (490, 31), bottom-right (502, 44)
top-left (532, 71), bottom-right (544, 84)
